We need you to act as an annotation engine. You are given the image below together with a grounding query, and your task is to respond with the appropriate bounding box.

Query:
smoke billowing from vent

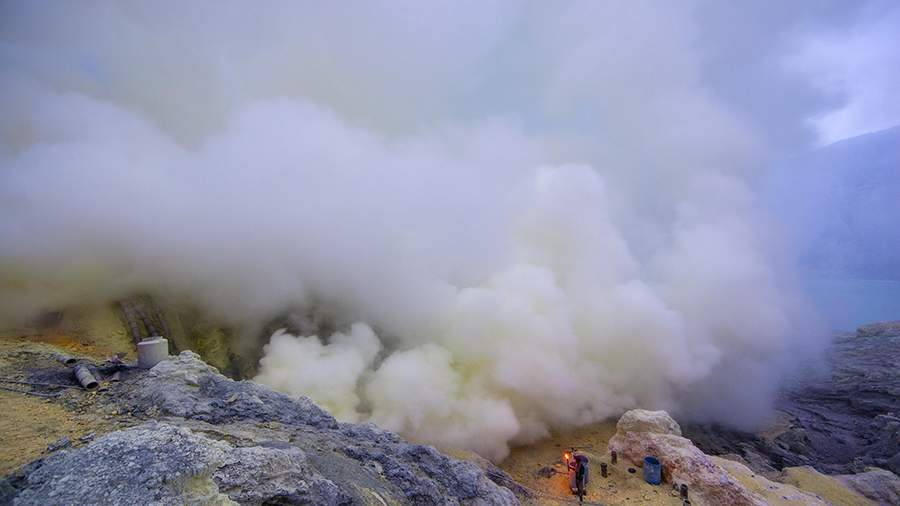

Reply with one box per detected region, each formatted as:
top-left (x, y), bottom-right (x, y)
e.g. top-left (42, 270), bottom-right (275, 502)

top-left (3, 1), bottom-right (878, 460)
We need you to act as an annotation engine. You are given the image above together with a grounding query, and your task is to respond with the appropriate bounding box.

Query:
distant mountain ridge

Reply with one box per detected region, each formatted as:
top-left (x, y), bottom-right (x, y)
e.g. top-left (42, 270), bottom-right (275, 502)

top-left (768, 125), bottom-right (900, 281)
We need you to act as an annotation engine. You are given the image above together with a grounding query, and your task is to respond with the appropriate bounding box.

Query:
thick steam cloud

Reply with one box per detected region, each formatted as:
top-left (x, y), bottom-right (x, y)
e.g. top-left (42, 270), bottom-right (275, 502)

top-left (0, 1), bottom-right (848, 460)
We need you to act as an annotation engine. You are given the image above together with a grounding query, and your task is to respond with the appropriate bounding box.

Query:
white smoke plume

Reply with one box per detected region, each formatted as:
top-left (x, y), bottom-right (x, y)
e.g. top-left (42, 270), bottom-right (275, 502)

top-left (2, 0), bottom-right (884, 460)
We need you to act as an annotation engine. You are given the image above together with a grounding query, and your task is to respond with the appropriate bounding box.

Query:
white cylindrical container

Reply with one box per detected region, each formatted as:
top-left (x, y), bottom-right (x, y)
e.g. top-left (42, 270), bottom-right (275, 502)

top-left (137, 337), bottom-right (169, 369)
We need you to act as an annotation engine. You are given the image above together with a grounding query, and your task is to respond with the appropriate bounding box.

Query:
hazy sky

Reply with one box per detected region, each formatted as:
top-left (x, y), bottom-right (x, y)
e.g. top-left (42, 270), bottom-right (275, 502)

top-left (2, 1), bottom-right (898, 150)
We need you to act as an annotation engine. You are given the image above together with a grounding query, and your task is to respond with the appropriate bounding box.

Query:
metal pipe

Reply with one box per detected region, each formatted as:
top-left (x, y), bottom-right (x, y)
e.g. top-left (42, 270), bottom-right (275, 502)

top-left (154, 309), bottom-right (170, 338)
top-left (54, 353), bottom-right (77, 365)
top-left (119, 299), bottom-right (144, 342)
top-left (134, 305), bottom-right (159, 338)
top-left (73, 364), bottom-right (99, 390)
top-left (148, 298), bottom-right (171, 338)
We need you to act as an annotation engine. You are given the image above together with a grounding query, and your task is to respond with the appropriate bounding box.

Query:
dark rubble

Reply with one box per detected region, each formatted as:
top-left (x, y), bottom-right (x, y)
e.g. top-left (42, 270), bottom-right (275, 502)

top-left (685, 322), bottom-right (900, 477)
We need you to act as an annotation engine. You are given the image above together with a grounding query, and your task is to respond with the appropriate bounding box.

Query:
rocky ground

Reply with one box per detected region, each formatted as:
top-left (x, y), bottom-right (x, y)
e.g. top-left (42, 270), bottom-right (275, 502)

top-left (684, 321), bottom-right (900, 478)
top-left (499, 419), bottom-right (684, 505)
top-left (500, 409), bottom-right (898, 506)
top-left (0, 328), bottom-right (139, 476)
top-left (1, 315), bottom-right (898, 505)
top-left (0, 344), bottom-right (518, 505)
top-left (496, 321), bottom-right (900, 506)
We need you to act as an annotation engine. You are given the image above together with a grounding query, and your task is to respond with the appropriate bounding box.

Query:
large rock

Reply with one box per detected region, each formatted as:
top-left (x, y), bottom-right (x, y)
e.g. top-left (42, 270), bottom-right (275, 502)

top-left (615, 409), bottom-right (682, 436)
top-left (121, 351), bottom-right (337, 429)
top-left (779, 466), bottom-right (872, 506)
top-left (3, 351), bottom-right (519, 505)
top-left (711, 456), bottom-right (827, 505)
top-left (609, 409), bottom-right (767, 506)
top-left (836, 467), bottom-right (900, 506)
top-left (8, 422), bottom-right (346, 505)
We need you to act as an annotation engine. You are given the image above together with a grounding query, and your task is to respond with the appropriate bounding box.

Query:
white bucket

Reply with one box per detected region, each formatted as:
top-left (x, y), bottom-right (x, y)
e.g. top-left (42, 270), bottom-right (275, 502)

top-left (137, 337), bottom-right (169, 369)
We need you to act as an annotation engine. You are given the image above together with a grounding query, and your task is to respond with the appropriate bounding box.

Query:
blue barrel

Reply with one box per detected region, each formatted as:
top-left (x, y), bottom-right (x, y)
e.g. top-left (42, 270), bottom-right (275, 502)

top-left (643, 456), bottom-right (662, 485)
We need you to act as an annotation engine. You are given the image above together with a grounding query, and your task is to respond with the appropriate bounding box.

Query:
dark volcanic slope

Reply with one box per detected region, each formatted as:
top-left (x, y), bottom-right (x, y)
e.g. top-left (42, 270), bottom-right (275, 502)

top-left (686, 322), bottom-right (900, 476)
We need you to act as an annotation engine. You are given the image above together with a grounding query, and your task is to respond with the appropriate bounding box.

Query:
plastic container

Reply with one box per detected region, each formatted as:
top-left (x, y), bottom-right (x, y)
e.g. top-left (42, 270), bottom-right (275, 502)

top-left (137, 337), bottom-right (169, 369)
top-left (643, 456), bottom-right (662, 485)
